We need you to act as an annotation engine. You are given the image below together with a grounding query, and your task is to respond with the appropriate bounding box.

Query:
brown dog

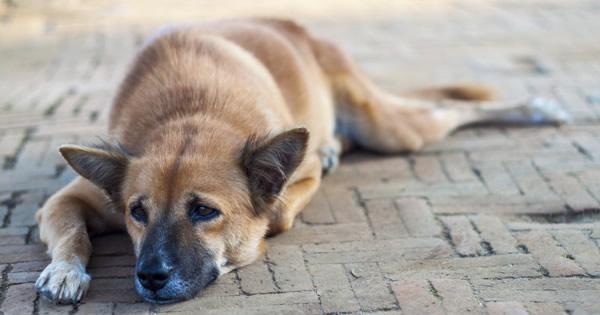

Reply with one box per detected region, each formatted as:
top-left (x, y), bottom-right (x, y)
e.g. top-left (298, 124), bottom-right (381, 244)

top-left (34, 18), bottom-right (569, 304)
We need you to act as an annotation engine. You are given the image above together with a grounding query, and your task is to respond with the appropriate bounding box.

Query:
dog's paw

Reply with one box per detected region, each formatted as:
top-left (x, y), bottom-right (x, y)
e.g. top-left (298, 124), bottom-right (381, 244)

top-left (36, 261), bottom-right (91, 304)
top-left (318, 146), bottom-right (340, 175)
top-left (525, 97), bottom-right (572, 124)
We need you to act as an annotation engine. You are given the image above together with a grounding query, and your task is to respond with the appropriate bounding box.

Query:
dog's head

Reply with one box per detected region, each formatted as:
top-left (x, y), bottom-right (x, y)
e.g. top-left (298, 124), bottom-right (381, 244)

top-left (59, 127), bottom-right (308, 304)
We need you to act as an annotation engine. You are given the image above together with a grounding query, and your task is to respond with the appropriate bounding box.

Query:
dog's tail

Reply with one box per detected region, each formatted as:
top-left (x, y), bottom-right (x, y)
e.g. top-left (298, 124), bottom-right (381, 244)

top-left (405, 84), bottom-right (495, 102)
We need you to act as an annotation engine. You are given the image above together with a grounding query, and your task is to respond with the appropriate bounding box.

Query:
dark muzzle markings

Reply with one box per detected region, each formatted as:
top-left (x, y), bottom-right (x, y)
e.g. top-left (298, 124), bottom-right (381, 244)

top-left (135, 216), bottom-right (218, 303)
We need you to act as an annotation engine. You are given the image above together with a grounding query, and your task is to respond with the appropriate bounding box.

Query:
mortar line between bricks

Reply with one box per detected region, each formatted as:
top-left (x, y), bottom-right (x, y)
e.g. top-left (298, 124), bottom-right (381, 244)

top-left (352, 187), bottom-right (377, 239)
top-left (376, 261), bottom-right (401, 310)
top-left (300, 244), bottom-right (325, 315)
top-left (468, 216), bottom-right (495, 256)
top-left (0, 264), bottom-right (13, 311)
top-left (464, 151), bottom-right (490, 194)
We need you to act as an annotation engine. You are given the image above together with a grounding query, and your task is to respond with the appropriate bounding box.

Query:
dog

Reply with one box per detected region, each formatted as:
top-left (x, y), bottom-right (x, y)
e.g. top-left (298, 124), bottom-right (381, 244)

top-left (34, 18), bottom-right (569, 304)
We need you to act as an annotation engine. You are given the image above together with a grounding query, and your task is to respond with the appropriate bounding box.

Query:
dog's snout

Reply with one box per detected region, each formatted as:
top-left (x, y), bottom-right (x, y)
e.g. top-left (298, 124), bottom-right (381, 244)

top-left (137, 259), bottom-right (170, 291)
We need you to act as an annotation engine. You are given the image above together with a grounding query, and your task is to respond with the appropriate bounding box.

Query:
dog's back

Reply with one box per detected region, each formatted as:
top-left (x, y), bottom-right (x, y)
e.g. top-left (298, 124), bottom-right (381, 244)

top-left (108, 19), bottom-right (335, 155)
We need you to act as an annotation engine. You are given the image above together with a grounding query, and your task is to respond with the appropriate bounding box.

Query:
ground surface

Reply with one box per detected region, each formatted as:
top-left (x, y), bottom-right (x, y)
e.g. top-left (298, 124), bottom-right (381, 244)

top-left (2, 1), bottom-right (600, 314)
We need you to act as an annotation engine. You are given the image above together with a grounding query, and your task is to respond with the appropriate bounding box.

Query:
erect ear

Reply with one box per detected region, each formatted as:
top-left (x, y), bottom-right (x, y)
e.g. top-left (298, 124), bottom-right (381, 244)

top-left (59, 143), bottom-right (129, 201)
top-left (242, 127), bottom-right (309, 208)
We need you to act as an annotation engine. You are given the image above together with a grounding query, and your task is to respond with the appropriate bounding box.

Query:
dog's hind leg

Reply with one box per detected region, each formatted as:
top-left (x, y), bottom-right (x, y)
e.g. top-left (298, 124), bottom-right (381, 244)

top-left (310, 38), bottom-right (570, 153)
top-left (35, 177), bottom-right (122, 304)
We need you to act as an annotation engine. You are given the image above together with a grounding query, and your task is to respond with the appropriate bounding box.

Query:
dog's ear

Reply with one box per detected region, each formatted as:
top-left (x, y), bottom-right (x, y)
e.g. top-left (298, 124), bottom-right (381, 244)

top-left (59, 143), bottom-right (129, 201)
top-left (242, 127), bottom-right (309, 209)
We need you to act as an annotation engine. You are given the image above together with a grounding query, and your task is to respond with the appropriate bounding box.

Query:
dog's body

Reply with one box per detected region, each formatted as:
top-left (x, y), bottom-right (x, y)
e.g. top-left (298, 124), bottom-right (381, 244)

top-left (35, 18), bottom-right (568, 304)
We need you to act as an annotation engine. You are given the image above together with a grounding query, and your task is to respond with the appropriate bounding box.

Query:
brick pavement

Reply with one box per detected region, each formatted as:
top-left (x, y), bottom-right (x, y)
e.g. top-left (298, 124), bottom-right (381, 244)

top-left (2, 1), bottom-right (600, 314)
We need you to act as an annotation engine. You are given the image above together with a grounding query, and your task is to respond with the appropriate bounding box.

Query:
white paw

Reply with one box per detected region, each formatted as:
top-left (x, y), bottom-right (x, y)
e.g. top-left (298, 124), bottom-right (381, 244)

top-left (318, 146), bottom-right (340, 175)
top-left (35, 261), bottom-right (91, 304)
top-left (526, 97), bottom-right (572, 124)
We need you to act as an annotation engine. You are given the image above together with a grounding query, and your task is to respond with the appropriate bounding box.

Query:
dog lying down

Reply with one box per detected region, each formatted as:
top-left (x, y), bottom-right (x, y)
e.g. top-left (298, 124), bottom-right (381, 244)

top-left (34, 18), bottom-right (570, 304)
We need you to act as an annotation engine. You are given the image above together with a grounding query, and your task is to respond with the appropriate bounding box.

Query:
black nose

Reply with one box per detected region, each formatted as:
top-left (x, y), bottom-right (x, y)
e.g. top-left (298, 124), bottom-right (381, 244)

top-left (137, 260), bottom-right (170, 291)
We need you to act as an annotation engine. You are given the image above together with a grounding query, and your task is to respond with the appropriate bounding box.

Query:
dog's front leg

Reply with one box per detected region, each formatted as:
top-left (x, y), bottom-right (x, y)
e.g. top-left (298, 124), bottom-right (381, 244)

top-left (35, 177), bottom-right (122, 304)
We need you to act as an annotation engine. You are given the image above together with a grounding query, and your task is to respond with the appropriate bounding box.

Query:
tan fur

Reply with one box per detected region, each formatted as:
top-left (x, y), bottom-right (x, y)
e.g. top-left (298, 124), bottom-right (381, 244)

top-left (35, 18), bottom-right (569, 304)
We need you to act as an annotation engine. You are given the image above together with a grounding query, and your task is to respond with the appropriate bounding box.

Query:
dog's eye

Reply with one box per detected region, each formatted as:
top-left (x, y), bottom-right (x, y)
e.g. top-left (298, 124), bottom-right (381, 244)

top-left (189, 204), bottom-right (220, 223)
top-left (130, 204), bottom-right (148, 224)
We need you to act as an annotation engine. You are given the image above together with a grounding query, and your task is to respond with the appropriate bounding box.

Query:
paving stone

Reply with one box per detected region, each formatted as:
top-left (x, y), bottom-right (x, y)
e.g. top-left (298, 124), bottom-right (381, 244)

top-left (158, 291), bottom-right (319, 313)
top-left (516, 230), bottom-right (586, 277)
top-left (301, 190), bottom-right (335, 224)
top-left (365, 199), bottom-right (409, 239)
top-left (308, 264), bottom-right (360, 313)
top-left (486, 301), bottom-right (528, 315)
top-left (303, 238), bottom-right (452, 264)
top-left (440, 151), bottom-right (478, 182)
top-left (10, 190), bottom-right (46, 227)
top-left (470, 214), bottom-right (518, 254)
top-left (552, 230), bottom-right (600, 276)
top-left (345, 262), bottom-right (397, 311)
top-left (238, 259), bottom-right (278, 294)
top-left (38, 298), bottom-right (74, 315)
top-left (440, 215), bottom-right (484, 256)
top-left (270, 222), bottom-right (373, 245)
top-left (546, 173), bottom-right (600, 211)
top-left (391, 279), bottom-right (444, 315)
top-left (474, 278), bottom-right (600, 303)
top-left (395, 197), bottom-right (441, 237)
top-left (431, 278), bottom-right (483, 314)
top-left (412, 155), bottom-right (448, 183)
top-left (0, 283), bottom-right (36, 315)
top-left (267, 245), bottom-right (313, 292)
top-left (113, 303), bottom-right (151, 315)
top-left (380, 254), bottom-right (542, 280)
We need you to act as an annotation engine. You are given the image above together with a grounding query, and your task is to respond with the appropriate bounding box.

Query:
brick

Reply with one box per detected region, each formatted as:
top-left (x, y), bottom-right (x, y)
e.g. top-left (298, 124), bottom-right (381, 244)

top-left (0, 283), bottom-right (36, 315)
top-left (38, 298), bottom-right (74, 315)
top-left (0, 226), bottom-right (28, 245)
top-left (10, 190), bottom-right (46, 227)
top-left (431, 279), bottom-right (483, 314)
top-left (78, 303), bottom-right (114, 315)
top-left (395, 197), bottom-right (441, 237)
top-left (430, 195), bottom-right (564, 214)
top-left (475, 278), bottom-right (600, 303)
top-left (158, 291), bottom-right (319, 313)
top-left (270, 223), bottom-right (373, 245)
top-left (113, 303), bottom-right (151, 315)
top-left (301, 189), bottom-right (335, 224)
top-left (504, 160), bottom-right (554, 198)
top-left (267, 245), bottom-right (313, 292)
top-left (522, 302), bottom-right (566, 315)
top-left (440, 215), bottom-right (484, 256)
top-left (238, 260), bottom-right (278, 294)
top-left (360, 181), bottom-right (486, 200)
top-left (440, 151), bottom-right (478, 182)
top-left (308, 264), bottom-right (360, 313)
top-left (471, 161), bottom-right (520, 195)
top-left (8, 271), bottom-right (39, 284)
top-left (303, 238), bottom-right (451, 264)
top-left (546, 173), bottom-right (599, 211)
top-left (365, 199), bottom-right (408, 239)
top-left (486, 301), bottom-right (528, 315)
top-left (380, 254), bottom-right (542, 280)
top-left (321, 185), bottom-right (366, 223)
top-left (552, 230), bottom-right (600, 276)
top-left (516, 230), bottom-right (585, 277)
top-left (412, 155), bottom-right (448, 183)
top-left (470, 215), bottom-right (518, 254)
top-left (391, 279), bottom-right (444, 315)
top-left (345, 263), bottom-right (397, 311)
